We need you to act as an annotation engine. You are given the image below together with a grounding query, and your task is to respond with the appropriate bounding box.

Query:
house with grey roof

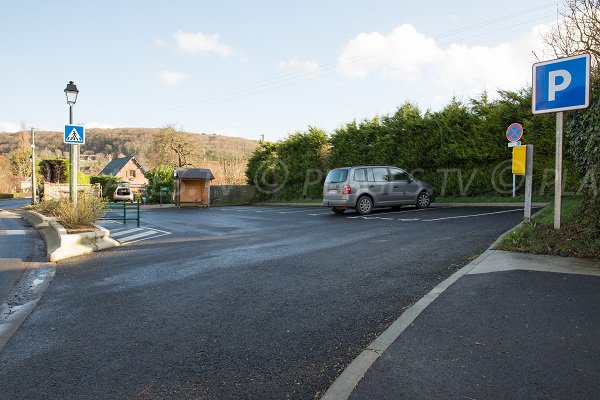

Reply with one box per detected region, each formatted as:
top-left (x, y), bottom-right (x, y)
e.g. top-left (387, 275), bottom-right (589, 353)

top-left (98, 156), bottom-right (148, 189)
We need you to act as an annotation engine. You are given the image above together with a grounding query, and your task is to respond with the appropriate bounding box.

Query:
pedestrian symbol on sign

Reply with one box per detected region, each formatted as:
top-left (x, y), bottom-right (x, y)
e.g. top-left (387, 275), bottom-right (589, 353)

top-left (63, 124), bottom-right (85, 144)
top-left (66, 128), bottom-right (82, 142)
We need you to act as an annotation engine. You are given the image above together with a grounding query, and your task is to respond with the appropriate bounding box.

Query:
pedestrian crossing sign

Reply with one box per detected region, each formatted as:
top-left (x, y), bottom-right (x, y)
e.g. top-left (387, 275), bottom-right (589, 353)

top-left (64, 124), bottom-right (85, 144)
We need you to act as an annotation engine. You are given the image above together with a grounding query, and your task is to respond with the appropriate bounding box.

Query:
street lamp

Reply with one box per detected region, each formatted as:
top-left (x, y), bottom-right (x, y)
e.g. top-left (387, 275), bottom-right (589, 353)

top-left (64, 80), bottom-right (79, 106)
top-left (64, 81), bottom-right (79, 204)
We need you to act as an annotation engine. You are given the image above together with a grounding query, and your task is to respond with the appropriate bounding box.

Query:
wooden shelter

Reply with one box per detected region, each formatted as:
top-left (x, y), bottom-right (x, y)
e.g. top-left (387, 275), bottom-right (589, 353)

top-left (174, 168), bottom-right (215, 207)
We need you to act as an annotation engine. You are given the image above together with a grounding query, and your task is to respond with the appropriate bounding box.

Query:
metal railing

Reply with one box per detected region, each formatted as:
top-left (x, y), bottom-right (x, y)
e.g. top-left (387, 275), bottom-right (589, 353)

top-left (101, 200), bottom-right (140, 227)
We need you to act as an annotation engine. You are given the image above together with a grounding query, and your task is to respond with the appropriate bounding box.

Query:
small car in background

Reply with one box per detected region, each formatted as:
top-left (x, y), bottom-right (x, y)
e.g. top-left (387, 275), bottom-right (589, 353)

top-left (113, 186), bottom-right (134, 203)
top-left (323, 165), bottom-right (435, 215)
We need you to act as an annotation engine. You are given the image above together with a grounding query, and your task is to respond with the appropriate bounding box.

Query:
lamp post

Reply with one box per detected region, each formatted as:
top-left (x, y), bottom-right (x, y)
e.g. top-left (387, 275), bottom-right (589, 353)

top-left (64, 81), bottom-right (79, 205)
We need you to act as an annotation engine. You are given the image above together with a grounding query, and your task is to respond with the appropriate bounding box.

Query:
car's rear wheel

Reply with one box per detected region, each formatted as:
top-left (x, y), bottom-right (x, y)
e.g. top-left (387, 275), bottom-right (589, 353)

top-left (356, 195), bottom-right (373, 215)
top-left (416, 191), bottom-right (431, 209)
top-left (332, 207), bottom-right (345, 214)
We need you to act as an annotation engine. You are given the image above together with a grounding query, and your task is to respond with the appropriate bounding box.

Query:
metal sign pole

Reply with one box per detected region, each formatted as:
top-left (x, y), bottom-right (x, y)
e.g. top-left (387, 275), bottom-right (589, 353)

top-left (524, 145), bottom-right (534, 221)
top-left (554, 112), bottom-right (563, 229)
top-left (512, 174), bottom-right (516, 198)
top-left (31, 128), bottom-right (36, 205)
top-left (68, 104), bottom-right (78, 206)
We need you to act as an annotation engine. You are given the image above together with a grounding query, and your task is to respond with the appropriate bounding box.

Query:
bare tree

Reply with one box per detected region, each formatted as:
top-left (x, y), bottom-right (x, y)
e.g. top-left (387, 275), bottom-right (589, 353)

top-left (9, 126), bottom-right (32, 178)
top-left (537, 0), bottom-right (600, 72)
top-left (148, 124), bottom-right (201, 168)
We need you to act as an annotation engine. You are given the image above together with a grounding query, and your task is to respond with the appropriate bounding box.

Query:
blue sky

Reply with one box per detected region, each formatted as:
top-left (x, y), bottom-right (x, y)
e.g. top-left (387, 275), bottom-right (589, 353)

top-left (1, 1), bottom-right (559, 140)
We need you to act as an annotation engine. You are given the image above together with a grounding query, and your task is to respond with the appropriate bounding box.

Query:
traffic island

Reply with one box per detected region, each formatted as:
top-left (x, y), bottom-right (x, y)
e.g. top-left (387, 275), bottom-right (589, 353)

top-left (23, 211), bottom-right (119, 262)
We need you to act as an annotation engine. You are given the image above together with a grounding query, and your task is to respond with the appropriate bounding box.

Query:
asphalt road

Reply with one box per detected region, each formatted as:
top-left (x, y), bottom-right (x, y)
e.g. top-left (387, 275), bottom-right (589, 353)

top-left (0, 199), bottom-right (45, 304)
top-left (0, 205), bottom-right (531, 399)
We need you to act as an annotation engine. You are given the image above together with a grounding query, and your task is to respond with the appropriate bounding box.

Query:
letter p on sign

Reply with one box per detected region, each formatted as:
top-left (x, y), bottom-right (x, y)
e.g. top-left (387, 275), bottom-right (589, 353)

top-left (532, 53), bottom-right (590, 114)
top-left (548, 70), bottom-right (571, 101)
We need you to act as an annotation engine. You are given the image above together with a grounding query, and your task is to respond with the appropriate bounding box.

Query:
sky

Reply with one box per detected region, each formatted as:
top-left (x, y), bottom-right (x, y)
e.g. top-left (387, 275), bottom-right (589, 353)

top-left (0, 0), bottom-right (559, 141)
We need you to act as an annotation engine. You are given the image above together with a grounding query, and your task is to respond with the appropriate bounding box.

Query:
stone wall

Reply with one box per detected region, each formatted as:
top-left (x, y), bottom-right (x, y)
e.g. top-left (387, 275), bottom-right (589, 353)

top-left (43, 183), bottom-right (102, 200)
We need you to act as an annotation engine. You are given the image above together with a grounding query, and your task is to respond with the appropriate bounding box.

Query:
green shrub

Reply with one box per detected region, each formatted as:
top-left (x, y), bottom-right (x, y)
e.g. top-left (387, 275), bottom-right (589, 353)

top-left (90, 174), bottom-right (123, 199)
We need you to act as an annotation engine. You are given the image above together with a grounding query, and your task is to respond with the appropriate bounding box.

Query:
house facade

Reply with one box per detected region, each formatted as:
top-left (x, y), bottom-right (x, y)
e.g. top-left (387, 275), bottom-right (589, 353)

top-left (99, 156), bottom-right (148, 189)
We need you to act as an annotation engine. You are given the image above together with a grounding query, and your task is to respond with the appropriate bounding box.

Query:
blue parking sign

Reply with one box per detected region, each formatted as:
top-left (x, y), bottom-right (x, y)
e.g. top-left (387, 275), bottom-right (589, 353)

top-left (532, 53), bottom-right (590, 114)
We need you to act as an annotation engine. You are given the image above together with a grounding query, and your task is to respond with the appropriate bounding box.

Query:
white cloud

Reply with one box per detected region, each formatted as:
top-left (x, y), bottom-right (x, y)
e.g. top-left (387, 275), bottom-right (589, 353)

top-left (277, 59), bottom-right (321, 77)
top-left (0, 121), bottom-right (20, 132)
top-left (174, 31), bottom-right (234, 57)
top-left (338, 25), bottom-right (441, 81)
top-left (448, 14), bottom-right (459, 22)
top-left (337, 23), bottom-right (554, 102)
top-left (155, 70), bottom-right (190, 86)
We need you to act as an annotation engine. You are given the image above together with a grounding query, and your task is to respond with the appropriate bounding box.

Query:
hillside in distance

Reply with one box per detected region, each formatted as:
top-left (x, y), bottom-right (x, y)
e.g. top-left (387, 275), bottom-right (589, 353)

top-left (0, 128), bottom-right (259, 179)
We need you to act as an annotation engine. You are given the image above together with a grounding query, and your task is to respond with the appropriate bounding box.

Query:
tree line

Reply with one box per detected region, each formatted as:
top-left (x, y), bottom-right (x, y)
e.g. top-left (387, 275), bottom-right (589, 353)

top-left (246, 88), bottom-right (593, 200)
top-left (247, 0), bottom-right (599, 207)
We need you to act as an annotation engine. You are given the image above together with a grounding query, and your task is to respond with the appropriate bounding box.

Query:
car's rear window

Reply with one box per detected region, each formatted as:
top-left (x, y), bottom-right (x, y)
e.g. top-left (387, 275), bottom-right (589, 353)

top-left (116, 188), bottom-right (131, 195)
top-left (325, 168), bottom-right (349, 184)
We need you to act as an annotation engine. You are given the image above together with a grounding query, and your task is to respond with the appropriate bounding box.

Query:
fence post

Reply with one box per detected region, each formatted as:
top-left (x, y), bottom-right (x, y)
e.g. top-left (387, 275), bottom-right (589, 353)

top-left (137, 199), bottom-right (140, 227)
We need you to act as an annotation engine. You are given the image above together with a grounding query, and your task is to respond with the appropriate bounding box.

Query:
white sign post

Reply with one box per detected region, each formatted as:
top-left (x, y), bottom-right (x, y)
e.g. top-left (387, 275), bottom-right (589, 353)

top-left (64, 124), bottom-right (85, 205)
top-left (506, 123), bottom-right (523, 198)
top-left (532, 53), bottom-right (591, 229)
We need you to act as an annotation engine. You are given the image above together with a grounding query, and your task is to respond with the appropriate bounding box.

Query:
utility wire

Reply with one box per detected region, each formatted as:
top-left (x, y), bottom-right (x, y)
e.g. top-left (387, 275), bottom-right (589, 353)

top-left (105, 3), bottom-right (558, 126)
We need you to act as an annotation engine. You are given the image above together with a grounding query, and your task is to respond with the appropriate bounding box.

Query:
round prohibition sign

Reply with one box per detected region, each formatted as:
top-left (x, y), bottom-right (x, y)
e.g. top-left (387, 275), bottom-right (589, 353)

top-left (506, 123), bottom-right (523, 142)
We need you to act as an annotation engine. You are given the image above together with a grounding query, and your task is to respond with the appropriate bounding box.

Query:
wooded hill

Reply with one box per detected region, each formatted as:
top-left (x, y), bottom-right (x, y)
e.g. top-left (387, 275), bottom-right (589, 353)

top-left (0, 128), bottom-right (258, 180)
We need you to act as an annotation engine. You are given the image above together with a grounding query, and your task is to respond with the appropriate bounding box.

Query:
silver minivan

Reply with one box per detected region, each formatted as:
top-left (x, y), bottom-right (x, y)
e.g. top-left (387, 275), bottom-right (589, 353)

top-left (322, 166), bottom-right (435, 215)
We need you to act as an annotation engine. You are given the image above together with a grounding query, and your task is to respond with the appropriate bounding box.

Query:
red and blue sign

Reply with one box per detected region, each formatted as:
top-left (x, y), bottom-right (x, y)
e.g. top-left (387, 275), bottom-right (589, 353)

top-left (506, 123), bottom-right (523, 142)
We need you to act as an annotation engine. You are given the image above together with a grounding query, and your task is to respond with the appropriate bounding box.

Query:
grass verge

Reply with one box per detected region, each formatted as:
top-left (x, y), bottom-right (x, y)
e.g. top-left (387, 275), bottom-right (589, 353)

top-left (496, 197), bottom-right (600, 259)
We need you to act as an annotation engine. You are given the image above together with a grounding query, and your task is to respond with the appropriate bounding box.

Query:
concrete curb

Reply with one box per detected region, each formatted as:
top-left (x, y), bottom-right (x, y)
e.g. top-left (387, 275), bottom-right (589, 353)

top-left (23, 211), bottom-right (120, 262)
top-left (320, 212), bottom-right (545, 400)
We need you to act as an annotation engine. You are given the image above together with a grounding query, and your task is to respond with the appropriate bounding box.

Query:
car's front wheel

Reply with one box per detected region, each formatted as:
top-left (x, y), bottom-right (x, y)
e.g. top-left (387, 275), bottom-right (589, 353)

top-left (356, 195), bottom-right (373, 215)
top-left (416, 191), bottom-right (431, 209)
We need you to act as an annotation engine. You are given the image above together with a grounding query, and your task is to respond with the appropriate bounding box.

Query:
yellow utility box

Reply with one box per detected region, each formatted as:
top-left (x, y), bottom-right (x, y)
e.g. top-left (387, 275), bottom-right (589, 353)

top-left (512, 145), bottom-right (527, 175)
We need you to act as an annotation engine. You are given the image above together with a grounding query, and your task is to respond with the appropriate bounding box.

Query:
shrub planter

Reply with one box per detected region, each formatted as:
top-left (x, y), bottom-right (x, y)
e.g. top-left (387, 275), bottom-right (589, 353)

top-left (23, 211), bottom-right (120, 262)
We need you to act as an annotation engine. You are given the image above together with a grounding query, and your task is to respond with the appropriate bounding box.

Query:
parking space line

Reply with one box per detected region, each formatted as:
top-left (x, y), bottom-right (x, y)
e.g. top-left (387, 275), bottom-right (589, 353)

top-left (347, 208), bottom-right (428, 219)
top-left (278, 208), bottom-right (325, 214)
top-left (422, 208), bottom-right (523, 222)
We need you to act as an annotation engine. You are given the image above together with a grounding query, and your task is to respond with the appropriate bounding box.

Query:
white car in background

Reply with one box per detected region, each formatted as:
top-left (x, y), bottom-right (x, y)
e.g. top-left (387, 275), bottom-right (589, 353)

top-left (113, 186), bottom-right (134, 203)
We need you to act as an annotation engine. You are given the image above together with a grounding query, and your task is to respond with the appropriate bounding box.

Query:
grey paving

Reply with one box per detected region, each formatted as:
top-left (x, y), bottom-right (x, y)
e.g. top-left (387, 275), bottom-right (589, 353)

top-left (350, 251), bottom-right (600, 400)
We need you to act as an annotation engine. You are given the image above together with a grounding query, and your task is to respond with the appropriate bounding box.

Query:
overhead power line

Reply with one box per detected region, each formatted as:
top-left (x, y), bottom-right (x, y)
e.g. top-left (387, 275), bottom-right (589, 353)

top-left (105, 3), bottom-right (558, 127)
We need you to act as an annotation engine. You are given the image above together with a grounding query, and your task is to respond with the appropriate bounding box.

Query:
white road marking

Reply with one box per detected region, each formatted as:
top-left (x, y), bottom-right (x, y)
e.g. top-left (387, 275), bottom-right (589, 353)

top-left (278, 208), bottom-right (324, 214)
top-left (422, 209), bottom-right (523, 222)
top-left (0, 229), bottom-right (33, 235)
top-left (0, 211), bottom-right (19, 219)
top-left (116, 230), bottom-right (158, 242)
top-left (109, 228), bottom-right (144, 238)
